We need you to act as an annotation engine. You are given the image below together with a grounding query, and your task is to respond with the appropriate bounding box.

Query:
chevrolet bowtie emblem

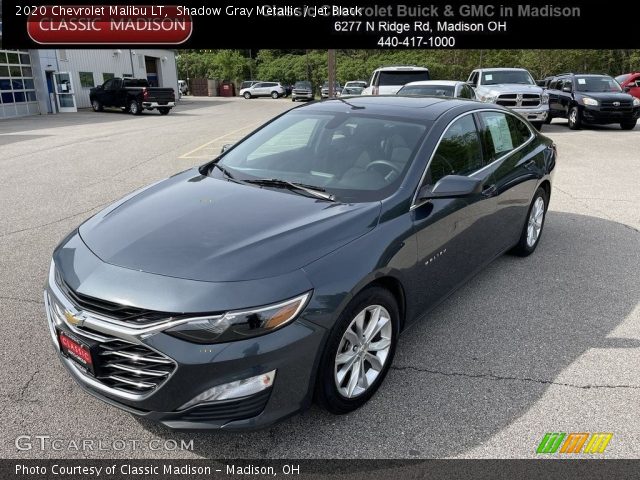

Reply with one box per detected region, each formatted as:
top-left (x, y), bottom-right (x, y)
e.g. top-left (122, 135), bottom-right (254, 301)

top-left (64, 310), bottom-right (85, 327)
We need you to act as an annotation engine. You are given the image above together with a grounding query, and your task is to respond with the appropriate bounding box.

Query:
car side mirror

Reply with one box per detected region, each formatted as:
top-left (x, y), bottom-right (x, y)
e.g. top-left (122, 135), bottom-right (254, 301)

top-left (562, 86), bottom-right (572, 93)
top-left (220, 144), bottom-right (233, 154)
top-left (418, 175), bottom-right (483, 200)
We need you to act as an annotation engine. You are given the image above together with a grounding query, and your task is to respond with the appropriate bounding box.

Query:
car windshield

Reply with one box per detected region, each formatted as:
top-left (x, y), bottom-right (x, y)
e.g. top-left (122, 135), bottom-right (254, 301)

top-left (398, 85), bottom-right (455, 97)
top-left (615, 74), bottom-right (630, 84)
top-left (378, 71), bottom-right (430, 86)
top-left (342, 87), bottom-right (364, 95)
top-left (481, 70), bottom-right (534, 85)
top-left (575, 76), bottom-right (622, 92)
top-left (215, 110), bottom-right (427, 202)
top-left (346, 82), bottom-right (367, 88)
top-left (295, 82), bottom-right (311, 89)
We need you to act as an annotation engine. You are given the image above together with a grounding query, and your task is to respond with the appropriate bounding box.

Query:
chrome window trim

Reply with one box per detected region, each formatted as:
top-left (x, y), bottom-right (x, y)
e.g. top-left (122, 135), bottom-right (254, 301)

top-left (410, 108), bottom-right (535, 211)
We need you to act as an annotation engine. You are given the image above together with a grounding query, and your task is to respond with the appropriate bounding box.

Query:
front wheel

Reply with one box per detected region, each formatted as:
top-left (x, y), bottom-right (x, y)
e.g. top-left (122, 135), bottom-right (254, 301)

top-left (158, 107), bottom-right (170, 115)
top-left (243, 92), bottom-right (251, 99)
top-left (271, 91), bottom-right (280, 99)
top-left (292, 98), bottom-right (297, 102)
top-left (91, 100), bottom-right (103, 112)
top-left (544, 114), bottom-right (552, 124)
top-left (316, 287), bottom-right (399, 414)
top-left (510, 187), bottom-right (548, 257)
top-left (621, 120), bottom-right (637, 130)
top-left (568, 106), bottom-right (582, 130)
top-left (129, 100), bottom-right (141, 115)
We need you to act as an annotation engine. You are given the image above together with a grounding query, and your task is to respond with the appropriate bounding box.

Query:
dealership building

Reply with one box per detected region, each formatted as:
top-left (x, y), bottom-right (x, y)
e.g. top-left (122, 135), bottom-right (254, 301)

top-left (0, 47), bottom-right (178, 118)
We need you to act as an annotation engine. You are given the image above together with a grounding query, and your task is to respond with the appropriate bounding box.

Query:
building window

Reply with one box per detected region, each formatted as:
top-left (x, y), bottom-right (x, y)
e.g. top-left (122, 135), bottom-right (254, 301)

top-left (79, 72), bottom-right (95, 88)
top-left (0, 50), bottom-right (38, 113)
top-left (58, 49), bottom-right (69, 62)
top-left (103, 73), bottom-right (115, 82)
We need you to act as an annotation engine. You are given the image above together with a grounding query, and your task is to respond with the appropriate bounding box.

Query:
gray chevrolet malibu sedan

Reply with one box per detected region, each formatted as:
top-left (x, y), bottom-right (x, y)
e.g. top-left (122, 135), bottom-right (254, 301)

top-left (45, 96), bottom-right (556, 429)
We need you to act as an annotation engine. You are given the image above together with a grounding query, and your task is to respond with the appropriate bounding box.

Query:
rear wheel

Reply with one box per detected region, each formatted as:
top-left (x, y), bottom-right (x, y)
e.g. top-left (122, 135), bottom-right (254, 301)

top-left (158, 107), bottom-right (170, 115)
top-left (568, 106), bottom-right (582, 130)
top-left (243, 92), bottom-right (251, 99)
top-left (129, 100), bottom-right (141, 115)
top-left (91, 100), bottom-right (103, 112)
top-left (316, 287), bottom-right (399, 414)
top-left (510, 187), bottom-right (548, 257)
top-left (271, 91), bottom-right (279, 99)
top-left (621, 120), bottom-right (637, 130)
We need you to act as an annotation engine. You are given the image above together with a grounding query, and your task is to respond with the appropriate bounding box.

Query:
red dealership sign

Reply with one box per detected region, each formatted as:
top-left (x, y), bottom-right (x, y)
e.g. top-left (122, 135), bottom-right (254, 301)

top-left (27, 5), bottom-right (192, 44)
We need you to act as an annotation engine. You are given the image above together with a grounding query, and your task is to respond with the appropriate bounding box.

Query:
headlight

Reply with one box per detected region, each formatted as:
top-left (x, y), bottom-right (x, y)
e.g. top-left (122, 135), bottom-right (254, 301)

top-left (582, 97), bottom-right (598, 106)
top-left (633, 97), bottom-right (640, 107)
top-left (480, 94), bottom-right (498, 103)
top-left (541, 93), bottom-right (549, 105)
top-left (165, 292), bottom-right (310, 344)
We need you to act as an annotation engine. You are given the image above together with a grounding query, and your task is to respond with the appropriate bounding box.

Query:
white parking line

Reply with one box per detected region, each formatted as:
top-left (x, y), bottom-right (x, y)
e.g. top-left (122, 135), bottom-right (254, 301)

top-left (178, 122), bottom-right (262, 159)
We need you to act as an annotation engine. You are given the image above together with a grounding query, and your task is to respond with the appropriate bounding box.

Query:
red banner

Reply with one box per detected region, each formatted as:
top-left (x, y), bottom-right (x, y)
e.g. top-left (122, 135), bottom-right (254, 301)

top-left (27, 5), bottom-right (192, 44)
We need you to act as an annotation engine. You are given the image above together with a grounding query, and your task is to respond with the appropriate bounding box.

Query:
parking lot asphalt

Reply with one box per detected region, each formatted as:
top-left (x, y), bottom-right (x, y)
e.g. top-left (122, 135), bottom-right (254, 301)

top-left (1, 97), bottom-right (639, 459)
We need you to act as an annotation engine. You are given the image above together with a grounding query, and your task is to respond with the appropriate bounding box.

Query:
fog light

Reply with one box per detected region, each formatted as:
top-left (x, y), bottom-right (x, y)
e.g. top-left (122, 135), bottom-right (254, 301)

top-left (179, 370), bottom-right (276, 410)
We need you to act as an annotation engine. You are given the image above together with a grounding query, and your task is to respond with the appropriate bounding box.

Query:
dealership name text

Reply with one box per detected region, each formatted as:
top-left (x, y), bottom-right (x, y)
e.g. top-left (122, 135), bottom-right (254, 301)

top-left (14, 435), bottom-right (193, 452)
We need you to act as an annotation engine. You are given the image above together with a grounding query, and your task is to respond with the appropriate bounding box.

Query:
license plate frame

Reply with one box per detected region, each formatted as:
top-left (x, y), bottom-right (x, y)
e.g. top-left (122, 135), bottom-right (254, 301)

top-left (57, 329), bottom-right (97, 376)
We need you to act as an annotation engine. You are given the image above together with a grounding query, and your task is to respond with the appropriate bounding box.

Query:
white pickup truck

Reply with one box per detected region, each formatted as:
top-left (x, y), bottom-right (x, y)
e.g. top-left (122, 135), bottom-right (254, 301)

top-left (467, 68), bottom-right (549, 130)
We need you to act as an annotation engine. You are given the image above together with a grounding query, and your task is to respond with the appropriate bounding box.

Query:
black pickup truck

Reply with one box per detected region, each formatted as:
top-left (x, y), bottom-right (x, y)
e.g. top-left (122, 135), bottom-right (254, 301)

top-left (89, 78), bottom-right (175, 115)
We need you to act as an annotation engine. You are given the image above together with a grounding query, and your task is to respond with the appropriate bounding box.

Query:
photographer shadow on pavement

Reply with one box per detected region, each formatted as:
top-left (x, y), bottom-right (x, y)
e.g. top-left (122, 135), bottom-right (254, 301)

top-left (136, 211), bottom-right (640, 458)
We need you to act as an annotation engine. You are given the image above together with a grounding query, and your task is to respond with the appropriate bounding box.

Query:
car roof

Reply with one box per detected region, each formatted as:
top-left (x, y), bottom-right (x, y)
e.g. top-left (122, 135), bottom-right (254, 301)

top-left (373, 66), bottom-right (429, 72)
top-left (402, 80), bottom-right (461, 87)
top-left (477, 68), bottom-right (529, 72)
top-left (297, 96), bottom-right (487, 122)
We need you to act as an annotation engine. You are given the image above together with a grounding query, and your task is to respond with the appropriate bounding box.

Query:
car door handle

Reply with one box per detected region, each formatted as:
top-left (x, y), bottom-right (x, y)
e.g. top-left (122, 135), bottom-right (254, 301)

top-left (482, 184), bottom-right (497, 197)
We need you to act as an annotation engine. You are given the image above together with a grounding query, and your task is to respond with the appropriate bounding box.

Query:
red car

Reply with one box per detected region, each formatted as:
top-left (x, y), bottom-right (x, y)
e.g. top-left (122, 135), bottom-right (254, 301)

top-left (616, 72), bottom-right (640, 99)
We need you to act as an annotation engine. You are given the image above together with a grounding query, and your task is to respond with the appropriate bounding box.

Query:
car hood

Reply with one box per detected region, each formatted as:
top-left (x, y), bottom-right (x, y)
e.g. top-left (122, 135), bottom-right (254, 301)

top-left (79, 169), bottom-right (381, 282)
top-left (576, 91), bottom-right (636, 102)
top-left (477, 84), bottom-right (543, 95)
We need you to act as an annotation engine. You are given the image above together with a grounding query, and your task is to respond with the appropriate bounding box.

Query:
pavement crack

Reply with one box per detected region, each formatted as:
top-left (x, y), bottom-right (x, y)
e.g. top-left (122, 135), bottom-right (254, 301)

top-left (19, 369), bottom-right (40, 400)
top-left (390, 365), bottom-right (640, 390)
top-left (0, 296), bottom-right (44, 305)
top-left (0, 201), bottom-right (110, 238)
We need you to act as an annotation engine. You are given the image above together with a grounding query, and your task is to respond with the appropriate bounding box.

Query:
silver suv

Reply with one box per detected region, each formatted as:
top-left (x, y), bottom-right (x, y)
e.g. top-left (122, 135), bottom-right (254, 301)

top-left (467, 68), bottom-right (549, 130)
top-left (240, 82), bottom-right (285, 99)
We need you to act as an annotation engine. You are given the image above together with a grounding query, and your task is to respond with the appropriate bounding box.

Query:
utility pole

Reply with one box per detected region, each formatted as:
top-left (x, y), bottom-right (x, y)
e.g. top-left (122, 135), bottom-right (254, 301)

top-left (328, 49), bottom-right (336, 98)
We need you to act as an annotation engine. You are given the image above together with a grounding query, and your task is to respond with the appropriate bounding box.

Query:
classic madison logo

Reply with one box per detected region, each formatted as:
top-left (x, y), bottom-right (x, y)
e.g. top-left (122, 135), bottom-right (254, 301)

top-left (537, 433), bottom-right (613, 454)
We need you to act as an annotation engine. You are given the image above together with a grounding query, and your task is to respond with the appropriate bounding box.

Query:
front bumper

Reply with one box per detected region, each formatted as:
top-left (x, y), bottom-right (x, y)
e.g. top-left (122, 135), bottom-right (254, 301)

top-left (142, 101), bottom-right (175, 109)
top-left (292, 92), bottom-right (313, 100)
top-left (45, 264), bottom-right (326, 430)
top-left (511, 106), bottom-right (548, 122)
top-left (582, 105), bottom-right (640, 124)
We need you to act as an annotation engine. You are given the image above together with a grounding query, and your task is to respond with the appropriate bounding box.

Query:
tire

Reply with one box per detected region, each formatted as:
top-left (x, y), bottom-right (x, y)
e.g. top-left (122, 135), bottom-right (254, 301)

top-left (510, 187), bottom-right (548, 257)
top-left (316, 286), bottom-right (399, 414)
top-left (568, 106), bottom-right (582, 130)
top-left (292, 98), bottom-right (297, 102)
top-left (158, 108), bottom-right (170, 115)
top-left (531, 122), bottom-right (543, 131)
top-left (129, 100), bottom-right (141, 115)
top-left (544, 114), bottom-right (552, 124)
top-left (271, 91), bottom-right (279, 99)
top-left (91, 99), bottom-right (103, 112)
top-left (621, 120), bottom-right (637, 130)
top-left (243, 92), bottom-right (251, 99)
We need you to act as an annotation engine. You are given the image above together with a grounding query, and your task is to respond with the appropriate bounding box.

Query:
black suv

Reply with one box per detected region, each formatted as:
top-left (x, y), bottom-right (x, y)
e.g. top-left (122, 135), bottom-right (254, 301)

top-left (546, 74), bottom-right (640, 130)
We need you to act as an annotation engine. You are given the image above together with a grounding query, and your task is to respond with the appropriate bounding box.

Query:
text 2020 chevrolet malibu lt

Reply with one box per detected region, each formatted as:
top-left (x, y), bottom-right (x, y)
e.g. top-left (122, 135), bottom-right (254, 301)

top-left (45, 96), bottom-right (556, 430)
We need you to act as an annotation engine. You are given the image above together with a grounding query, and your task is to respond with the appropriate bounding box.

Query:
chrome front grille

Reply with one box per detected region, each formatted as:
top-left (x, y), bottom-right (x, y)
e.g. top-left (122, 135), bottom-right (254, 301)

top-left (97, 340), bottom-right (176, 394)
top-left (600, 100), bottom-right (633, 112)
top-left (497, 93), bottom-right (541, 108)
top-left (55, 269), bottom-right (179, 326)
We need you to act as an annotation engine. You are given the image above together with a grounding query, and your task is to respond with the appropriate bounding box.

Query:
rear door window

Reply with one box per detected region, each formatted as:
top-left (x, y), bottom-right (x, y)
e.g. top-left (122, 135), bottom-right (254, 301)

top-left (478, 111), bottom-right (532, 161)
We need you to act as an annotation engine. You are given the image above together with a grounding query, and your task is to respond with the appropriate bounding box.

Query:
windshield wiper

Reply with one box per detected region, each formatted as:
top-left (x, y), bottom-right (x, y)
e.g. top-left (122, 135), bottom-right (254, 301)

top-left (213, 162), bottom-right (235, 180)
top-left (244, 178), bottom-right (336, 201)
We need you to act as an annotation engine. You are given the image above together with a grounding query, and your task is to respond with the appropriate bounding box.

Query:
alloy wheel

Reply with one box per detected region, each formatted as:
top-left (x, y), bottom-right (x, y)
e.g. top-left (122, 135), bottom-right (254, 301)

top-left (334, 305), bottom-right (392, 398)
top-left (526, 196), bottom-right (545, 247)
